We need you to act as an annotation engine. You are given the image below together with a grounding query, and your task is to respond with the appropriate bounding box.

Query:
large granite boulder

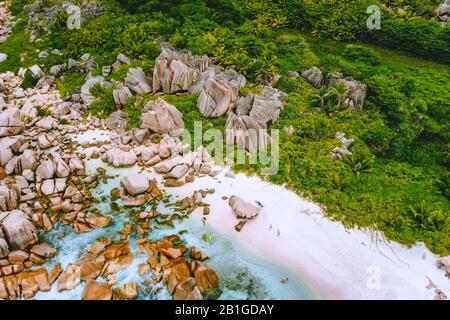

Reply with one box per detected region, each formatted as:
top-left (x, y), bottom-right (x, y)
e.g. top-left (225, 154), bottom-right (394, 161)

top-left (197, 69), bottom-right (246, 118)
top-left (0, 185), bottom-right (20, 211)
top-left (120, 174), bottom-right (149, 196)
top-left (139, 98), bottom-right (184, 134)
top-left (124, 68), bottom-right (151, 94)
top-left (225, 113), bottom-right (271, 153)
top-left (173, 277), bottom-right (203, 300)
top-left (438, 0), bottom-right (450, 22)
top-left (57, 264), bottom-right (81, 292)
top-left (152, 42), bottom-right (209, 94)
top-left (36, 159), bottom-right (56, 180)
top-left (37, 133), bottom-right (57, 149)
top-left (0, 210), bottom-right (39, 250)
top-left (0, 147), bottom-right (13, 167)
top-left (5, 149), bottom-right (37, 175)
top-left (245, 87), bottom-right (287, 126)
top-left (80, 76), bottom-right (105, 106)
top-left (105, 110), bottom-right (128, 130)
top-left (301, 67), bottom-right (324, 88)
top-left (228, 195), bottom-right (261, 219)
top-left (0, 108), bottom-right (23, 137)
top-left (191, 261), bottom-right (219, 293)
top-left (52, 153), bottom-right (71, 178)
top-left (103, 148), bottom-right (137, 167)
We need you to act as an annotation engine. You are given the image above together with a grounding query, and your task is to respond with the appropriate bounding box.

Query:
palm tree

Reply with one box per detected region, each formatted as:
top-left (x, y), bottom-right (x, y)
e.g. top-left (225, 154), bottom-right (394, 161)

top-left (330, 82), bottom-right (349, 108)
top-left (312, 86), bottom-right (330, 108)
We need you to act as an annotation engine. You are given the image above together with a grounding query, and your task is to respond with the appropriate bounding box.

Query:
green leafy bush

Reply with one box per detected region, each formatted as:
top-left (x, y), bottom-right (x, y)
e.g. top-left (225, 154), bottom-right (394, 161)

top-left (343, 44), bottom-right (381, 65)
top-left (365, 19), bottom-right (450, 64)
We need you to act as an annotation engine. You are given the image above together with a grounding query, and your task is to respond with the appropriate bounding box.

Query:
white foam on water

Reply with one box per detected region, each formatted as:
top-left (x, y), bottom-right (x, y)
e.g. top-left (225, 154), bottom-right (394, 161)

top-left (32, 132), bottom-right (314, 300)
top-left (32, 130), bottom-right (448, 300)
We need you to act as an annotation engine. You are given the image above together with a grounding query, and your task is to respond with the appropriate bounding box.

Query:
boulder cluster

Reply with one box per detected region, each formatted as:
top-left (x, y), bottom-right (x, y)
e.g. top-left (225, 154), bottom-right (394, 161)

top-left (301, 67), bottom-right (367, 110)
top-left (58, 237), bottom-right (134, 297)
top-left (226, 87), bottom-right (287, 152)
top-left (138, 234), bottom-right (219, 300)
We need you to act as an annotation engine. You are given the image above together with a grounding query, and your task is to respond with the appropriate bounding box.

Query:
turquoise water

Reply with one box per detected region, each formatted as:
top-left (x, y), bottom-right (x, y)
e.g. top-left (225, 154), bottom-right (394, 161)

top-left (33, 142), bottom-right (315, 300)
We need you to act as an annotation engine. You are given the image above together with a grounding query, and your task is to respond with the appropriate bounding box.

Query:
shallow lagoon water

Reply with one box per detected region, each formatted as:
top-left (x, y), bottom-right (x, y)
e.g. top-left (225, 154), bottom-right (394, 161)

top-left (33, 131), bottom-right (315, 299)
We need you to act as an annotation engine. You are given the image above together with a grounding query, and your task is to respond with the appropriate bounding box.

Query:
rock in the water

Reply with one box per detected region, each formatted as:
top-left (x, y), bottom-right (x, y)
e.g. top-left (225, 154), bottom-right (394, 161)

top-left (30, 243), bottom-right (57, 259)
top-left (140, 98), bottom-right (184, 134)
top-left (437, 256), bottom-right (450, 276)
top-left (173, 277), bottom-right (203, 300)
top-left (114, 282), bottom-right (138, 300)
top-left (0, 210), bottom-right (39, 250)
top-left (164, 178), bottom-right (185, 188)
top-left (192, 261), bottom-right (219, 293)
top-left (8, 250), bottom-right (29, 263)
top-left (189, 247), bottom-right (208, 261)
top-left (36, 159), bottom-right (56, 180)
top-left (82, 279), bottom-right (112, 300)
top-left (77, 254), bottom-right (105, 280)
top-left (57, 263), bottom-right (81, 292)
top-left (234, 220), bottom-right (246, 232)
top-left (120, 173), bottom-right (149, 196)
top-left (228, 195), bottom-right (261, 219)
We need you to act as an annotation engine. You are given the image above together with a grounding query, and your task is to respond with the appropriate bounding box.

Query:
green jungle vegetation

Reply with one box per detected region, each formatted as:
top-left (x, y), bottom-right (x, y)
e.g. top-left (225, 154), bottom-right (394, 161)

top-left (1, 0), bottom-right (449, 254)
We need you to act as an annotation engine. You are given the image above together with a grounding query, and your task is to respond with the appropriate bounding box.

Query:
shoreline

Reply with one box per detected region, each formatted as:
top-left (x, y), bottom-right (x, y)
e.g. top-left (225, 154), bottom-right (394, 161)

top-left (72, 130), bottom-right (450, 300)
top-left (161, 167), bottom-right (449, 300)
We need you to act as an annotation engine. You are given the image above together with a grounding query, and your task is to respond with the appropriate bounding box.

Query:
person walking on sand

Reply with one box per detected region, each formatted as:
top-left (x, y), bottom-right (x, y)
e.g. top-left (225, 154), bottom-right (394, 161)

top-left (277, 229), bottom-right (280, 236)
top-left (269, 224), bottom-right (272, 230)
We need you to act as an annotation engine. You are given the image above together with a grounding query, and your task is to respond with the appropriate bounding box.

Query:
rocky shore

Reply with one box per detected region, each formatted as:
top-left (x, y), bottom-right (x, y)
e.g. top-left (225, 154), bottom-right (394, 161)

top-left (0, 1), bottom-right (448, 301)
